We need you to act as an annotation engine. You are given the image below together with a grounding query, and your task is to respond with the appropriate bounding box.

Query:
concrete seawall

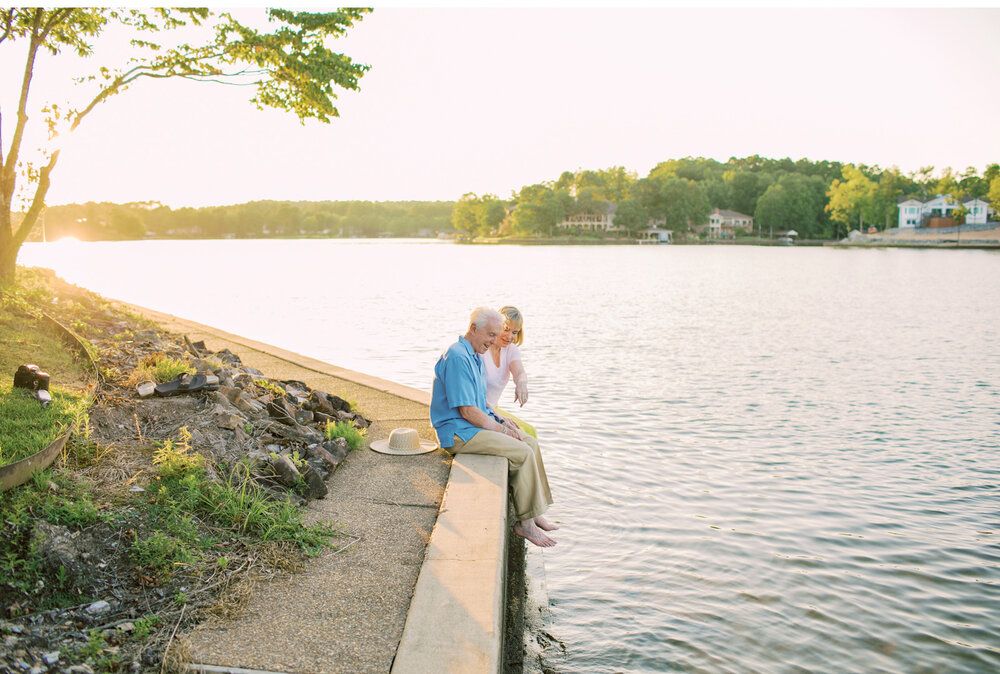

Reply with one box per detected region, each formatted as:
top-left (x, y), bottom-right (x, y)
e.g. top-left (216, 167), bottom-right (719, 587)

top-left (121, 302), bottom-right (519, 673)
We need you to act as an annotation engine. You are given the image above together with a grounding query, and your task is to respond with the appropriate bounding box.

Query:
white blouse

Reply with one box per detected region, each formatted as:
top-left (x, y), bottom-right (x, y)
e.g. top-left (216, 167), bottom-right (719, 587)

top-left (484, 344), bottom-right (522, 408)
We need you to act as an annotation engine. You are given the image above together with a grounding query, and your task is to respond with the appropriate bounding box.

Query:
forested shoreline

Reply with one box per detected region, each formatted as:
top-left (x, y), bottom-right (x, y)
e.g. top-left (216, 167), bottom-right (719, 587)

top-left (25, 200), bottom-right (454, 242)
top-left (453, 156), bottom-right (1000, 240)
top-left (23, 156), bottom-right (1000, 244)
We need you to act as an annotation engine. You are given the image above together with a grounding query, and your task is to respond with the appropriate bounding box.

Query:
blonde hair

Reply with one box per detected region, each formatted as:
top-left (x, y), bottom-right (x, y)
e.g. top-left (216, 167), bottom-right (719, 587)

top-left (498, 305), bottom-right (524, 345)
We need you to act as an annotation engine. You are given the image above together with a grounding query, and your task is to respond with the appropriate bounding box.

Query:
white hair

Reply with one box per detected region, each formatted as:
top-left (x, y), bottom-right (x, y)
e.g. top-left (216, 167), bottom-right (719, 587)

top-left (469, 306), bottom-right (503, 330)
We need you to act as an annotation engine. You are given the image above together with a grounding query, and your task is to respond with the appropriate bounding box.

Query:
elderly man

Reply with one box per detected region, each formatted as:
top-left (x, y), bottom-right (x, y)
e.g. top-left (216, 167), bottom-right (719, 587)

top-left (431, 307), bottom-right (558, 547)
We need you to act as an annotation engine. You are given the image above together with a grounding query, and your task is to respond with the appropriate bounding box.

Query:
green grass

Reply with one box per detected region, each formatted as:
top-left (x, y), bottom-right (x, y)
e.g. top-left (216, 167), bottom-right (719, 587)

top-left (324, 419), bottom-right (367, 451)
top-left (1, 272), bottom-right (94, 466)
top-left (131, 429), bottom-right (340, 583)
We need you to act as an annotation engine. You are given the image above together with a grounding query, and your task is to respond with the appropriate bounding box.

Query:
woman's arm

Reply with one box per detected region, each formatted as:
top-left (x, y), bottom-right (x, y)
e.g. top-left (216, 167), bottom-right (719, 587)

top-left (509, 359), bottom-right (528, 407)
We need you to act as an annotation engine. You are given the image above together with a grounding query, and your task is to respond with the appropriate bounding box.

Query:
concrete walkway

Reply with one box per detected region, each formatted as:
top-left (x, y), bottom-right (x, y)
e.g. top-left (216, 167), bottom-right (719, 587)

top-left (122, 304), bottom-right (511, 674)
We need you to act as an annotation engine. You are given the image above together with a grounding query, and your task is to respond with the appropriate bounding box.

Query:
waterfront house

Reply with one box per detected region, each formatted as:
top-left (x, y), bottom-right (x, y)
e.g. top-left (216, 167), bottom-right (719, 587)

top-left (897, 195), bottom-right (990, 228)
top-left (554, 200), bottom-right (621, 232)
top-left (706, 208), bottom-right (753, 239)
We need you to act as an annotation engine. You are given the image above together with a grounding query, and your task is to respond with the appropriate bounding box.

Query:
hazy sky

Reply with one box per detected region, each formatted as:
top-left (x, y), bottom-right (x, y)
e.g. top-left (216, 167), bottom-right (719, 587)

top-left (3, 5), bottom-right (999, 209)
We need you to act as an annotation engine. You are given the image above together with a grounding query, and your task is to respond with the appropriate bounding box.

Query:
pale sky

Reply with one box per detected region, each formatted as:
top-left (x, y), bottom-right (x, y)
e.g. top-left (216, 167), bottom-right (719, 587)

top-left (3, 5), bottom-right (999, 209)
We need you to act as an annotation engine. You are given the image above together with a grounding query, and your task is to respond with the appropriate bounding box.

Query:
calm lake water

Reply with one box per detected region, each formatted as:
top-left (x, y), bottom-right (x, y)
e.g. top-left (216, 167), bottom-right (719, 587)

top-left (21, 239), bottom-right (1000, 673)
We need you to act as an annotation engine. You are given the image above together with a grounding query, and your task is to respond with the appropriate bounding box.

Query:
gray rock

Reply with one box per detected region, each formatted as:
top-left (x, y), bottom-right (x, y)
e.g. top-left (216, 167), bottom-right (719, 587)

top-left (270, 454), bottom-right (302, 488)
top-left (31, 522), bottom-right (106, 585)
top-left (301, 464), bottom-right (328, 499)
top-left (85, 600), bottom-right (111, 616)
top-left (267, 398), bottom-right (297, 426)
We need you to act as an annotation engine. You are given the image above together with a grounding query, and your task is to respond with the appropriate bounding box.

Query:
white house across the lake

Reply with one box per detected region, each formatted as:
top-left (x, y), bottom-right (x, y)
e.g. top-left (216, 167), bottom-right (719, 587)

top-left (897, 195), bottom-right (990, 228)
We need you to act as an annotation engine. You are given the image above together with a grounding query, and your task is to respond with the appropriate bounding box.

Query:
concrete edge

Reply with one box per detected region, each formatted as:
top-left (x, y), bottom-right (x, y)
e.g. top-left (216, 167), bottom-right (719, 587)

top-left (392, 453), bottom-right (510, 674)
top-left (116, 301), bottom-right (513, 673)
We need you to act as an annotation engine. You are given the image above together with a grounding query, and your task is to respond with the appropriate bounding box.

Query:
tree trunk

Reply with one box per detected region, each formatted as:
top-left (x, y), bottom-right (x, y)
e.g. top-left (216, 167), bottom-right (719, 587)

top-left (0, 209), bottom-right (16, 285)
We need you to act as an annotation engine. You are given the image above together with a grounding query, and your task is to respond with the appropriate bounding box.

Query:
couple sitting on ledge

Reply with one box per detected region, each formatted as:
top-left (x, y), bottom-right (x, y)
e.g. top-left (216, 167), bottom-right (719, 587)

top-left (430, 306), bottom-right (559, 548)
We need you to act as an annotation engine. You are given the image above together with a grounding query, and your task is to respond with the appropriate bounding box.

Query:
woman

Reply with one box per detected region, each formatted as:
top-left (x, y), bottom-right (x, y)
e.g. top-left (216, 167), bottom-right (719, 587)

top-left (483, 306), bottom-right (555, 533)
top-left (485, 305), bottom-right (528, 409)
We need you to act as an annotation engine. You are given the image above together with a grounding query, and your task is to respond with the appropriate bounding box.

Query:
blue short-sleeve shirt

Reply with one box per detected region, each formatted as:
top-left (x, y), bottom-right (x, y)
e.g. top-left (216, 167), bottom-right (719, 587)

top-left (430, 336), bottom-right (499, 447)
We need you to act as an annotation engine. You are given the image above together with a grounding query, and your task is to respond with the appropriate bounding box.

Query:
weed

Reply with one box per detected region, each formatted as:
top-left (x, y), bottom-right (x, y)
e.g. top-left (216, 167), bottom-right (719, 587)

top-left (324, 420), bottom-right (367, 451)
top-left (151, 356), bottom-right (194, 383)
top-left (152, 427), bottom-right (205, 479)
top-left (132, 614), bottom-right (160, 640)
top-left (253, 378), bottom-right (286, 397)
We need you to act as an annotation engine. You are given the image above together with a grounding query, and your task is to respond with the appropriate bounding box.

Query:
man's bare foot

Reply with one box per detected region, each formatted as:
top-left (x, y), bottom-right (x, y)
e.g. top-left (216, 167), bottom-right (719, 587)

top-left (534, 515), bottom-right (560, 531)
top-left (513, 519), bottom-right (556, 547)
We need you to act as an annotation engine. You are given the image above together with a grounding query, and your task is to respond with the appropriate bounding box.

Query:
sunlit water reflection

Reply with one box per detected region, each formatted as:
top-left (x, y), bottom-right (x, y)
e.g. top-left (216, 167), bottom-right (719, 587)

top-left (21, 240), bottom-right (1000, 672)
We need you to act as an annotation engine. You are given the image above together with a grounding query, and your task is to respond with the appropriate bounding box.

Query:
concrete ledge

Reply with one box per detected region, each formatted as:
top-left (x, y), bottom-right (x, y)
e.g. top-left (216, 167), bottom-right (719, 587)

top-left (392, 454), bottom-right (509, 674)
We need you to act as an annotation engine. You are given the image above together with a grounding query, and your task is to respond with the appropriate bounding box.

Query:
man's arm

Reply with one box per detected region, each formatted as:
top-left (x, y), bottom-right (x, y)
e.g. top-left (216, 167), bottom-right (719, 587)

top-left (459, 406), bottom-right (524, 441)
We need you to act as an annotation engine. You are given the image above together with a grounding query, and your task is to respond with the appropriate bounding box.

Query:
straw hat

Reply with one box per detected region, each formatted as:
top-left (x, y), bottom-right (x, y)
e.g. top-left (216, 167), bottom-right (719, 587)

top-left (370, 427), bottom-right (438, 455)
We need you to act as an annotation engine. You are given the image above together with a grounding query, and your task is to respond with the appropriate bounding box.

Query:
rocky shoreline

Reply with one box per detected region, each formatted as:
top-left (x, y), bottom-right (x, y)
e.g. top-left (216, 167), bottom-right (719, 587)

top-left (1, 273), bottom-right (375, 673)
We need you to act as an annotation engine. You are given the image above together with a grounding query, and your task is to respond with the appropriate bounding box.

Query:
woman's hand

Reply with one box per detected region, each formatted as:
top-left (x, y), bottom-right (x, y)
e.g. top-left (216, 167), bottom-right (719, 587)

top-left (510, 360), bottom-right (529, 407)
top-left (514, 380), bottom-right (529, 407)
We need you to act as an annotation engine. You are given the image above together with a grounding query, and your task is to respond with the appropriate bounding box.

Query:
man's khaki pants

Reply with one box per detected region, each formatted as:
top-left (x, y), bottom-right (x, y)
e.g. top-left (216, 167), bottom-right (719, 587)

top-left (451, 430), bottom-right (553, 521)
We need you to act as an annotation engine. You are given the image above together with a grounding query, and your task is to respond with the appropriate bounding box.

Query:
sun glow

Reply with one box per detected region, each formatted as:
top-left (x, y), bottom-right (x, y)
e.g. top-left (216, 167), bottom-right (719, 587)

top-left (53, 236), bottom-right (80, 244)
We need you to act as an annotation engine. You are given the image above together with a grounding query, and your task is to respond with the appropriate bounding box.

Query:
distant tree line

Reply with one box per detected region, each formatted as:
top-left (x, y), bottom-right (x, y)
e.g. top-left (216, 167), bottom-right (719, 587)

top-left (452, 157), bottom-right (1000, 240)
top-left (26, 200), bottom-right (455, 241)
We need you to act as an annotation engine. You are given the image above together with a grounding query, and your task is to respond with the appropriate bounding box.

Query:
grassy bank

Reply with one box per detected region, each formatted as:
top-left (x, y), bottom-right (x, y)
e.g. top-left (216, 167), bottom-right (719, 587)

top-left (0, 271), bottom-right (93, 466)
top-left (0, 267), bottom-right (346, 673)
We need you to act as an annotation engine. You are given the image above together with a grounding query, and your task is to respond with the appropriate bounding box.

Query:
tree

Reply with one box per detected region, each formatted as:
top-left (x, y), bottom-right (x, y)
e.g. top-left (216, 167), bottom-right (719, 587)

top-left (988, 176), bottom-right (1000, 213)
top-left (451, 193), bottom-right (480, 234)
top-left (755, 174), bottom-right (827, 238)
top-left (0, 7), bottom-right (371, 283)
top-left (612, 198), bottom-right (648, 235)
top-left (657, 177), bottom-right (710, 233)
top-left (826, 165), bottom-right (878, 236)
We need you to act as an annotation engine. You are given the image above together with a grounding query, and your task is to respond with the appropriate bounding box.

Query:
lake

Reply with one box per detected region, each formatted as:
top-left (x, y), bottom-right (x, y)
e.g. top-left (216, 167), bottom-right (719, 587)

top-left (20, 239), bottom-right (1000, 673)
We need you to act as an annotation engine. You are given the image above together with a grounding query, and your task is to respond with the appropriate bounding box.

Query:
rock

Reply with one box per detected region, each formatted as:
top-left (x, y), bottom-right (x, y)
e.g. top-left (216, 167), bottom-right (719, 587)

top-left (85, 600), bottom-right (111, 616)
top-left (295, 409), bottom-right (314, 425)
top-left (270, 455), bottom-right (302, 488)
top-left (281, 379), bottom-right (310, 397)
top-left (307, 443), bottom-right (345, 472)
top-left (232, 372), bottom-right (256, 389)
top-left (324, 437), bottom-right (350, 461)
top-left (31, 522), bottom-right (107, 586)
top-left (301, 464), bottom-right (328, 499)
top-left (214, 348), bottom-right (243, 366)
top-left (325, 393), bottom-right (352, 412)
top-left (191, 358), bottom-right (213, 373)
top-left (267, 398), bottom-right (297, 426)
top-left (216, 412), bottom-right (246, 431)
top-left (42, 651), bottom-right (59, 665)
top-left (268, 422), bottom-right (324, 445)
top-left (309, 392), bottom-right (337, 417)
top-left (136, 382), bottom-right (156, 398)
top-left (313, 411), bottom-right (333, 426)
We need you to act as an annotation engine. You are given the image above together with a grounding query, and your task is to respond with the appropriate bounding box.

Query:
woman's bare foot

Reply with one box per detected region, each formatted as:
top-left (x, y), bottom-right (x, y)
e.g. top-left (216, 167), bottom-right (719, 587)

top-left (513, 519), bottom-right (556, 547)
top-left (534, 515), bottom-right (560, 531)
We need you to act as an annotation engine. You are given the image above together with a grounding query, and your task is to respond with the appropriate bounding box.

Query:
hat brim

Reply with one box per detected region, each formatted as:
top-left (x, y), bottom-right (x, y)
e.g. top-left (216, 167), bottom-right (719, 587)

top-left (369, 438), bottom-right (439, 455)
